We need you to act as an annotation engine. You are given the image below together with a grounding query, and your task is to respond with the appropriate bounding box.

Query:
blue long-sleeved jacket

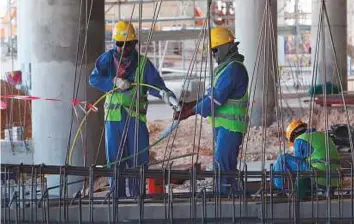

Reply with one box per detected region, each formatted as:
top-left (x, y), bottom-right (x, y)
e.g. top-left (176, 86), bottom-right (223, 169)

top-left (193, 62), bottom-right (248, 117)
top-left (89, 49), bottom-right (171, 98)
top-left (293, 128), bottom-right (317, 159)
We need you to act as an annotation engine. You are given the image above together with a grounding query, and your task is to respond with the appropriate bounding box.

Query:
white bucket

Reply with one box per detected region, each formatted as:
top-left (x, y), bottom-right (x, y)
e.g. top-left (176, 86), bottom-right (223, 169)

top-left (12, 126), bottom-right (24, 141)
top-left (4, 128), bottom-right (12, 140)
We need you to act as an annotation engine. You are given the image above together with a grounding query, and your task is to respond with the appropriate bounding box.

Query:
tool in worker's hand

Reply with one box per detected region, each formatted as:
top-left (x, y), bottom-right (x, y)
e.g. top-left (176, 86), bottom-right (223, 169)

top-left (169, 96), bottom-right (181, 112)
top-left (159, 90), bottom-right (181, 112)
top-left (173, 107), bottom-right (195, 121)
top-left (181, 100), bottom-right (197, 110)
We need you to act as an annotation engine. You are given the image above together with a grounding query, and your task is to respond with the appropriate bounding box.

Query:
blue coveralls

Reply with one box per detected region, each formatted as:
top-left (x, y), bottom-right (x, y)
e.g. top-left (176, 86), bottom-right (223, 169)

top-left (89, 48), bottom-right (173, 197)
top-left (273, 129), bottom-right (315, 190)
top-left (193, 62), bottom-right (249, 195)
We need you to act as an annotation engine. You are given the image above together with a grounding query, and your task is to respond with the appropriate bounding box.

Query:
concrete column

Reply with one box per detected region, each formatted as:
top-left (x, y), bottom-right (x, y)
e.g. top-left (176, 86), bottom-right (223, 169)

top-left (235, 0), bottom-right (277, 127)
top-left (311, 0), bottom-right (347, 90)
top-left (29, 0), bottom-right (105, 195)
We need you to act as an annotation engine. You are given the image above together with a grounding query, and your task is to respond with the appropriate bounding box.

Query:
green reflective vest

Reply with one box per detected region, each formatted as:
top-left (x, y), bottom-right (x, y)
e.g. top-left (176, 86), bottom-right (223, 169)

top-left (208, 61), bottom-right (249, 133)
top-left (296, 132), bottom-right (341, 187)
top-left (104, 56), bottom-right (148, 122)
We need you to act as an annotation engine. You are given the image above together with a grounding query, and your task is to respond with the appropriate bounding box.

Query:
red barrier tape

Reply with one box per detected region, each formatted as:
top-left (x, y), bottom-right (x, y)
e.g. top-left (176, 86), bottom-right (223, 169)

top-left (0, 100), bottom-right (7, 110)
top-left (0, 95), bottom-right (98, 113)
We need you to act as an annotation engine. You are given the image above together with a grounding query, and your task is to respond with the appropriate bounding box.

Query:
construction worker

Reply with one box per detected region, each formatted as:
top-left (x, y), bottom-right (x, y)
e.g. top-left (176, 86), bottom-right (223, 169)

top-left (89, 20), bottom-right (177, 197)
top-left (273, 120), bottom-right (341, 198)
top-left (174, 27), bottom-right (249, 195)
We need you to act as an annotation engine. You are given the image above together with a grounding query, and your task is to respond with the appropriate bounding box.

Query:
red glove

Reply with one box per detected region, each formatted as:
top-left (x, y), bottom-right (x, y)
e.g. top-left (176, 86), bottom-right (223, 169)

top-left (173, 107), bottom-right (195, 121)
top-left (180, 100), bottom-right (197, 110)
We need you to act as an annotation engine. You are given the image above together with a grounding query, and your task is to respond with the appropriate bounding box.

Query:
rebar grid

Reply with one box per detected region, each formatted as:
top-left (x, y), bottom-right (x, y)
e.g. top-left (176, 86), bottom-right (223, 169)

top-left (1, 163), bottom-right (354, 223)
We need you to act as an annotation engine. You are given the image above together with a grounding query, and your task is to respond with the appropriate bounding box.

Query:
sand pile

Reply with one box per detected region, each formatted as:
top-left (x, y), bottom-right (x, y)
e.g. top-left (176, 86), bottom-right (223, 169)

top-left (0, 80), bottom-right (32, 139)
top-left (299, 108), bottom-right (354, 131)
top-left (147, 107), bottom-right (354, 168)
top-left (148, 118), bottom-right (213, 170)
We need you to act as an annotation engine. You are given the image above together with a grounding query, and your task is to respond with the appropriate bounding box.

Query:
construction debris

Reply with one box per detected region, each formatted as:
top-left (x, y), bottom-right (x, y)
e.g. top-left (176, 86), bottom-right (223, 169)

top-left (148, 107), bottom-right (354, 170)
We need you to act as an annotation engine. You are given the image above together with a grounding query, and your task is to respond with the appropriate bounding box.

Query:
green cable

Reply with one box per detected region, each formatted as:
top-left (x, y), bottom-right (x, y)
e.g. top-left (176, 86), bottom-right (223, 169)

top-left (69, 82), bottom-right (165, 165)
top-left (105, 82), bottom-right (164, 167)
top-left (131, 83), bottom-right (162, 92)
top-left (105, 137), bottom-right (165, 167)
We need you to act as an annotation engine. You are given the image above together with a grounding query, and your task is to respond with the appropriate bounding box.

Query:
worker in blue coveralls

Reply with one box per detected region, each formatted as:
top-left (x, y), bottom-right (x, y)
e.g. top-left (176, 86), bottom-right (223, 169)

top-left (89, 20), bottom-right (178, 197)
top-left (174, 27), bottom-right (249, 196)
top-left (273, 120), bottom-right (340, 199)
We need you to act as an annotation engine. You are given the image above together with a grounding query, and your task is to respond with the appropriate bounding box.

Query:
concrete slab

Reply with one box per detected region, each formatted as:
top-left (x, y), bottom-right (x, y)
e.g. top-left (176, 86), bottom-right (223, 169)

top-left (0, 140), bottom-right (33, 164)
top-left (2, 199), bottom-right (354, 223)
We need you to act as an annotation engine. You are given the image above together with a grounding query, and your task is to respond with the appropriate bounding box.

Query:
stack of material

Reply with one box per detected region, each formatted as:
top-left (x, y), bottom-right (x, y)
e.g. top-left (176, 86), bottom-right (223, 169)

top-left (0, 80), bottom-right (32, 139)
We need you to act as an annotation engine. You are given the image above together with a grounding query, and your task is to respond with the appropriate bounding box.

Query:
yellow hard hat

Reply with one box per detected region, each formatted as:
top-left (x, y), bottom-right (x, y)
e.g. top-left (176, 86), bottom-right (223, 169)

top-left (112, 20), bottom-right (136, 42)
top-left (211, 27), bottom-right (235, 49)
top-left (286, 120), bottom-right (307, 143)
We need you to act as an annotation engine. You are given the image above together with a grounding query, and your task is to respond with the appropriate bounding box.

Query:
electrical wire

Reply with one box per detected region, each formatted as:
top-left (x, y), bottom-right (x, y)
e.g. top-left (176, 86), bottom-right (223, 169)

top-left (68, 83), bottom-right (162, 165)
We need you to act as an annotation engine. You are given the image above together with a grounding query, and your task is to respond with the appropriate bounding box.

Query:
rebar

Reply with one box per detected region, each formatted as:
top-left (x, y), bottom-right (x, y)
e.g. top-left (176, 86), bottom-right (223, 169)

top-left (1, 163), bottom-right (354, 223)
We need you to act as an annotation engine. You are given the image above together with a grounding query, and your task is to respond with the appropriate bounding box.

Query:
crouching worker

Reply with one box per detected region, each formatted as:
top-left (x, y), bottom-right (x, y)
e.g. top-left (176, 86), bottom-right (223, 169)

top-left (89, 20), bottom-right (178, 197)
top-left (273, 120), bottom-right (341, 199)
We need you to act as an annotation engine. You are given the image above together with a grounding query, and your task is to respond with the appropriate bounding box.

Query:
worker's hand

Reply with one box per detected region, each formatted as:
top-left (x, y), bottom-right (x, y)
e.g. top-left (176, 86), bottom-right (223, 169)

top-left (113, 77), bottom-right (131, 91)
top-left (173, 107), bottom-right (195, 121)
top-left (159, 90), bottom-right (172, 104)
top-left (160, 90), bottom-right (179, 106)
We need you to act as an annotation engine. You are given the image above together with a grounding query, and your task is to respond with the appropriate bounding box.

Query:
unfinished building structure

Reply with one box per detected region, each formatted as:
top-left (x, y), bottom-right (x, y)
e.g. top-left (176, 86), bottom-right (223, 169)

top-left (1, 0), bottom-right (354, 223)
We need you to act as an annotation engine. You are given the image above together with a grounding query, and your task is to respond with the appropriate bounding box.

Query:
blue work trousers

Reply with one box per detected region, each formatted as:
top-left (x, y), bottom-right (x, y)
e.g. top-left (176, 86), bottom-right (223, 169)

top-left (214, 127), bottom-right (243, 195)
top-left (273, 153), bottom-right (310, 190)
top-left (105, 110), bottom-right (149, 198)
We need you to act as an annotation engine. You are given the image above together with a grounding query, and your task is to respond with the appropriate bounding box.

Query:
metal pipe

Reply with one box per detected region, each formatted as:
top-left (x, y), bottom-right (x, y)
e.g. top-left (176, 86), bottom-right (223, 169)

top-left (89, 166), bottom-right (94, 222)
top-left (2, 163), bottom-right (350, 180)
top-left (206, 0), bottom-right (215, 171)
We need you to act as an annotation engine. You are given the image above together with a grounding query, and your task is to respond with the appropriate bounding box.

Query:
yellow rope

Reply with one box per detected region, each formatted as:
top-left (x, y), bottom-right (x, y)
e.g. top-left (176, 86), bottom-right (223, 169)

top-left (68, 83), bottom-right (162, 165)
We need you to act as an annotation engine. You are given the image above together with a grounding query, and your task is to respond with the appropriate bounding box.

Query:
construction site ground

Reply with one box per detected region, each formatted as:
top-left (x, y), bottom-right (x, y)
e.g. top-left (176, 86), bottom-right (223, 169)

top-left (2, 66), bottom-right (354, 191)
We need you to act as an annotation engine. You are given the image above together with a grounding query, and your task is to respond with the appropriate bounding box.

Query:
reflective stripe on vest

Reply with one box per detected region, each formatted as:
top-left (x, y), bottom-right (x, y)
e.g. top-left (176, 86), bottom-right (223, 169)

top-left (215, 112), bottom-right (249, 123)
top-left (224, 99), bottom-right (249, 108)
top-left (104, 56), bottom-right (148, 122)
top-left (296, 131), bottom-right (341, 187)
top-left (104, 102), bottom-right (147, 114)
top-left (208, 60), bottom-right (249, 133)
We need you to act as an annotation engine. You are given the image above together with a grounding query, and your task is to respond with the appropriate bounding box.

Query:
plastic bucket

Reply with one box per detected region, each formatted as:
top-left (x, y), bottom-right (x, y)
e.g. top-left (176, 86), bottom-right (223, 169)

top-left (147, 178), bottom-right (164, 194)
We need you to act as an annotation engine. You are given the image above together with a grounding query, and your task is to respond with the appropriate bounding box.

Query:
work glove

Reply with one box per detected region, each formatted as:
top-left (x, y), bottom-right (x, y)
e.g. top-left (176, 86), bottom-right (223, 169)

top-left (180, 100), bottom-right (197, 110)
top-left (160, 90), bottom-right (173, 104)
top-left (173, 107), bottom-right (195, 121)
top-left (113, 77), bottom-right (131, 91)
top-left (159, 90), bottom-right (181, 111)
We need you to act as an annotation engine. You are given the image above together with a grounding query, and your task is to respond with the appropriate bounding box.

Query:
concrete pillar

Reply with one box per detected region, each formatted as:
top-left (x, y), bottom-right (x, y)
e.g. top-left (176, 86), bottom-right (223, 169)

top-left (29, 0), bottom-right (105, 195)
top-left (311, 0), bottom-right (347, 90)
top-left (17, 0), bottom-right (32, 93)
top-left (235, 0), bottom-right (277, 127)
